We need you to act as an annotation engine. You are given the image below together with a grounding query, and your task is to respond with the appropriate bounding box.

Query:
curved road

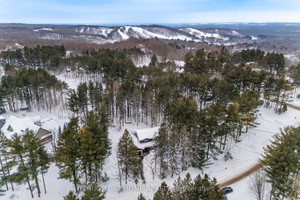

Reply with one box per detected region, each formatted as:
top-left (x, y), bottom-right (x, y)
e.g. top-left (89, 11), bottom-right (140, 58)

top-left (219, 103), bottom-right (300, 187)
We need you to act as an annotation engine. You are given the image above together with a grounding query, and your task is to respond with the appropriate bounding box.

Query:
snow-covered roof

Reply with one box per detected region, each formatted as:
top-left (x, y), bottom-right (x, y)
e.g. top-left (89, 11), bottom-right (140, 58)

top-left (131, 134), bottom-right (155, 150)
top-left (129, 127), bottom-right (159, 150)
top-left (0, 116), bottom-right (40, 139)
top-left (134, 127), bottom-right (159, 141)
top-left (40, 117), bottom-right (59, 131)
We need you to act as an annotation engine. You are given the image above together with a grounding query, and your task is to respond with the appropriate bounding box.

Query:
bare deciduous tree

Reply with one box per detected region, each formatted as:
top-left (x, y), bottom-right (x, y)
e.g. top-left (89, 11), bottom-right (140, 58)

top-left (249, 170), bottom-right (266, 200)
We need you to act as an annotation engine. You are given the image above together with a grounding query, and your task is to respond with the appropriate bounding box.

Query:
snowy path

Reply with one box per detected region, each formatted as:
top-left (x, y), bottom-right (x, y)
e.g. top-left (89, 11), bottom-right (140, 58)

top-left (220, 103), bottom-right (300, 188)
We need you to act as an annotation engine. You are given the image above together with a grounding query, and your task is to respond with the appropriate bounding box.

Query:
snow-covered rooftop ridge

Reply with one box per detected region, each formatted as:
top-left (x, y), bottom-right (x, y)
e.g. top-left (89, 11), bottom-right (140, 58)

top-left (134, 126), bottom-right (159, 141)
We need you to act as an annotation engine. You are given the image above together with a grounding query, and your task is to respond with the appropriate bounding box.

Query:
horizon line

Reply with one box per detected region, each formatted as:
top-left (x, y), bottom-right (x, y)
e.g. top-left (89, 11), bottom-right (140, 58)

top-left (1, 22), bottom-right (300, 26)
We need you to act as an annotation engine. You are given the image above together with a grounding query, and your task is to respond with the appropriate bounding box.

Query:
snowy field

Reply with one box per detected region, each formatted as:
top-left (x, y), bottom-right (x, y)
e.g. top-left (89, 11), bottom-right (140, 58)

top-left (1, 103), bottom-right (300, 200)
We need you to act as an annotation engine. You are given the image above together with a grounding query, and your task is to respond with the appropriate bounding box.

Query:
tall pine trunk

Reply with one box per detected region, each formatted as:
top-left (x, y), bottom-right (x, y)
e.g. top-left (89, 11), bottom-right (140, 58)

top-left (0, 156), bottom-right (8, 191)
top-left (72, 170), bottom-right (78, 193)
top-left (26, 176), bottom-right (34, 198)
top-left (41, 170), bottom-right (47, 194)
top-left (34, 174), bottom-right (41, 197)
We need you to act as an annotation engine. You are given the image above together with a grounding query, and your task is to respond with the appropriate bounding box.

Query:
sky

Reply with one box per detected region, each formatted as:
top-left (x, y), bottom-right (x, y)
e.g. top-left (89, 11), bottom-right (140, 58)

top-left (0, 0), bottom-right (300, 24)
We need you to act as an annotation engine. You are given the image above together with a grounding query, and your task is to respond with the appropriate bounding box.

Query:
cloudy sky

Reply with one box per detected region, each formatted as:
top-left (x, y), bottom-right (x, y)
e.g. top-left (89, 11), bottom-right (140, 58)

top-left (0, 0), bottom-right (300, 24)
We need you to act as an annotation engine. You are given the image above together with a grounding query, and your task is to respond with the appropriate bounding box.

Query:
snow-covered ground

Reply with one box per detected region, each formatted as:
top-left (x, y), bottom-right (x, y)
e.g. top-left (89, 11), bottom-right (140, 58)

top-left (1, 103), bottom-right (300, 200)
top-left (2, 71), bottom-right (300, 199)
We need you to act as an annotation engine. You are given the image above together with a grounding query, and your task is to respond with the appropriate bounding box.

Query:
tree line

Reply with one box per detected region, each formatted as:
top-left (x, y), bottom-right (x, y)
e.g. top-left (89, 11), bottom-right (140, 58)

top-left (0, 45), bottom-right (298, 199)
top-left (0, 66), bottom-right (67, 112)
top-left (0, 45), bottom-right (66, 69)
top-left (138, 173), bottom-right (225, 200)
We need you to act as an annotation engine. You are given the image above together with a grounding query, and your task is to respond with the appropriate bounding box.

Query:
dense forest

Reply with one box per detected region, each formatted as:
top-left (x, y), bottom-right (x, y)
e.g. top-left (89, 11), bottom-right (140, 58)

top-left (1, 45), bottom-right (300, 199)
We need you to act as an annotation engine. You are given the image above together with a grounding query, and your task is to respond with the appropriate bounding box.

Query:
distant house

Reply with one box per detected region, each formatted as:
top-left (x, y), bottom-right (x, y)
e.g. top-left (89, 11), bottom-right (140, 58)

top-left (36, 128), bottom-right (53, 145)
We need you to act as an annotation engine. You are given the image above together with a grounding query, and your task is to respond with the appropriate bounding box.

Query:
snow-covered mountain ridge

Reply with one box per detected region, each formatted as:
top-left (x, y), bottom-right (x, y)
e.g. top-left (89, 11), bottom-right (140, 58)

top-left (0, 24), bottom-right (258, 46)
top-left (74, 25), bottom-right (257, 44)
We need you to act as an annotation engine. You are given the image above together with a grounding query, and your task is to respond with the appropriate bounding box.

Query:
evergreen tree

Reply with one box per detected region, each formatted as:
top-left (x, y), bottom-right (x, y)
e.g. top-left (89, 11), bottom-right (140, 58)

top-left (150, 54), bottom-right (158, 66)
top-left (85, 111), bottom-right (111, 160)
top-left (0, 87), bottom-right (5, 114)
top-left (78, 128), bottom-right (103, 184)
top-left (81, 184), bottom-right (105, 200)
top-left (154, 123), bottom-right (169, 178)
top-left (68, 90), bottom-right (79, 116)
top-left (0, 178), bottom-right (5, 196)
top-left (117, 129), bottom-right (139, 184)
top-left (261, 126), bottom-right (300, 199)
top-left (287, 177), bottom-right (300, 200)
top-left (77, 82), bottom-right (89, 115)
top-left (153, 182), bottom-right (173, 200)
top-left (55, 118), bottom-right (80, 192)
top-left (64, 191), bottom-right (79, 200)
top-left (22, 131), bottom-right (48, 197)
top-left (0, 132), bottom-right (9, 191)
top-left (37, 145), bottom-right (49, 194)
top-left (190, 174), bottom-right (225, 200)
top-left (172, 173), bottom-right (193, 200)
top-left (6, 133), bottom-right (34, 198)
top-left (137, 193), bottom-right (146, 200)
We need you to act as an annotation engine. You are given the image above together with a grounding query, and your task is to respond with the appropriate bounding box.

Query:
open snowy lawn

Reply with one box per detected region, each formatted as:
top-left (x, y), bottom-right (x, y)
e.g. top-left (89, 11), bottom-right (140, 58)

top-left (1, 105), bottom-right (300, 200)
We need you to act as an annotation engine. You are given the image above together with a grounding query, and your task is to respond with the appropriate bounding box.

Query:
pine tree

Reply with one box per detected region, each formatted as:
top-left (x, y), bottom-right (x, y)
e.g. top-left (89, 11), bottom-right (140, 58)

top-left (6, 133), bottom-right (34, 198)
top-left (0, 131), bottom-right (9, 191)
top-left (85, 111), bottom-right (111, 160)
top-left (83, 111), bottom-right (111, 183)
top-left (78, 128), bottom-right (103, 184)
top-left (137, 193), bottom-right (146, 200)
top-left (0, 179), bottom-right (5, 196)
top-left (153, 182), bottom-right (173, 200)
top-left (0, 87), bottom-right (5, 114)
top-left (287, 176), bottom-right (300, 200)
top-left (172, 173), bottom-right (193, 200)
top-left (150, 54), bottom-right (158, 66)
top-left (154, 123), bottom-right (169, 178)
top-left (168, 126), bottom-right (180, 178)
top-left (81, 184), bottom-right (105, 200)
top-left (23, 131), bottom-right (48, 198)
top-left (64, 191), bottom-right (79, 200)
top-left (68, 90), bottom-right (79, 116)
top-left (37, 142), bottom-right (50, 194)
top-left (77, 82), bottom-right (89, 115)
top-left (190, 174), bottom-right (225, 200)
top-left (117, 129), bottom-right (139, 184)
top-left (55, 118), bottom-right (80, 192)
top-left (261, 126), bottom-right (300, 199)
